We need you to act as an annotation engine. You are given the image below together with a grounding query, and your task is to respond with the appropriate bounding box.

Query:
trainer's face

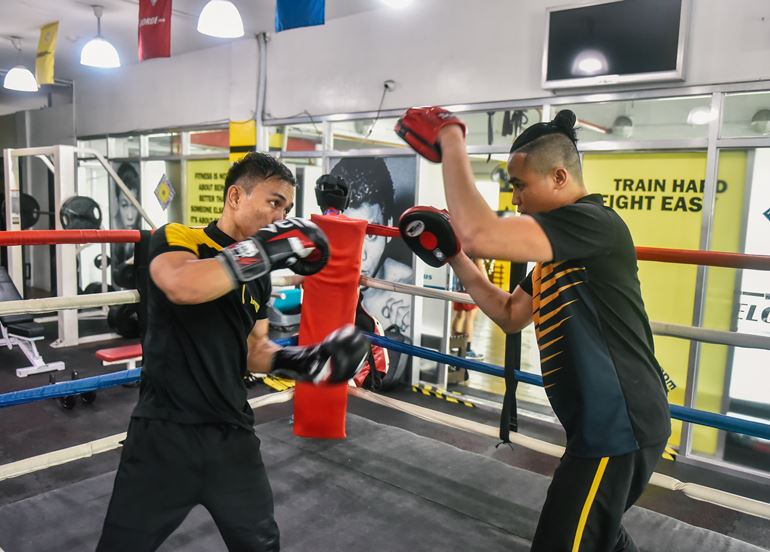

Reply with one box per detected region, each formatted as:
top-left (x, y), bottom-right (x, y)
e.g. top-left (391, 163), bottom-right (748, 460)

top-left (507, 152), bottom-right (562, 215)
top-left (231, 177), bottom-right (295, 240)
top-left (345, 202), bottom-right (387, 277)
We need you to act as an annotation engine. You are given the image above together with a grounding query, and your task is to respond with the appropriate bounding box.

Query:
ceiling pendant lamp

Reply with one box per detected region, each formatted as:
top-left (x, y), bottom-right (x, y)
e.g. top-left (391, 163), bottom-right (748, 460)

top-left (197, 0), bottom-right (245, 38)
top-left (3, 37), bottom-right (39, 92)
top-left (80, 5), bottom-right (121, 68)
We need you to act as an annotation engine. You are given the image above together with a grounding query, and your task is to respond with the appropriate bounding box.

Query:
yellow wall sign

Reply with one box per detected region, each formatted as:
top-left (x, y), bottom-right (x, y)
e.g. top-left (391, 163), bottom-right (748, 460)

top-left (583, 151), bottom-right (747, 453)
top-left (185, 159), bottom-right (230, 226)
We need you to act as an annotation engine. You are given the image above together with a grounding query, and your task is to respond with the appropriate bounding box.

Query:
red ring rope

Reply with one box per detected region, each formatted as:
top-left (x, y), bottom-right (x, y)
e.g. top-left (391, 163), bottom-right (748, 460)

top-left (0, 230), bottom-right (142, 246)
top-left (3, 227), bottom-right (769, 271)
top-left (363, 224), bottom-right (770, 271)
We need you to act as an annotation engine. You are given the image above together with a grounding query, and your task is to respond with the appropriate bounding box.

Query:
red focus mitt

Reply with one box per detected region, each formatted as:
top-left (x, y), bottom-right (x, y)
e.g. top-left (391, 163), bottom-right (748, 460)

top-left (394, 106), bottom-right (466, 163)
top-left (399, 206), bottom-right (461, 268)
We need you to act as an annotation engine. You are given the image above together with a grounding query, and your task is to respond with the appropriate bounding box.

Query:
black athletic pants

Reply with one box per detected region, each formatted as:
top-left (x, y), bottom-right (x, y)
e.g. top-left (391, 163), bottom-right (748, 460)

top-left (96, 418), bottom-right (279, 552)
top-left (530, 440), bottom-right (667, 552)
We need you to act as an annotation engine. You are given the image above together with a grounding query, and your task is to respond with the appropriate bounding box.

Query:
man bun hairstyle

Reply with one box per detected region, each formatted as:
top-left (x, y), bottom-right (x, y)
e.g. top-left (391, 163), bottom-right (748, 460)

top-left (509, 109), bottom-right (579, 154)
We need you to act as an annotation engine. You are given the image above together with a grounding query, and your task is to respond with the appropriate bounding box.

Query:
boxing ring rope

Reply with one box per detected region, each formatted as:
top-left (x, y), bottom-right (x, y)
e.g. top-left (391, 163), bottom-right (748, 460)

top-left (362, 275), bottom-right (770, 351)
top-left (1, 373), bottom-right (768, 521)
top-left (0, 290), bottom-right (140, 316)
top-left (364, 223), bottom-right (770, 269)
top-left (348, 388), bottom-right (770, 521)
top-left (0, 229), bottom-right (142, 246)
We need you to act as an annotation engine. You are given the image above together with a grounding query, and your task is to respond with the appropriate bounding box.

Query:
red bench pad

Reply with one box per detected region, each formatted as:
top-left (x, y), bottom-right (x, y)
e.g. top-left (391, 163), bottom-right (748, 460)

top-left (96, 343), bottom-right (142, 362)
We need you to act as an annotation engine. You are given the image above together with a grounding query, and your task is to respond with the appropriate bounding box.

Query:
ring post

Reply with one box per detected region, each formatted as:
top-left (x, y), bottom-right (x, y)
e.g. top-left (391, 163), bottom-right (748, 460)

top-left (293, 214), bottom-right (367, 438)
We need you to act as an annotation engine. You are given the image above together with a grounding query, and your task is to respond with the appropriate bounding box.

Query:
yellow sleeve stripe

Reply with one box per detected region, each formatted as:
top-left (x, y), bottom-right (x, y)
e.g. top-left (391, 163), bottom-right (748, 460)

top-left (535, 315), bottom-right (572, 340)
top-left (540, 350), bottom-right (563, 364)
top-left (539, 335), bottom-right (564, 352)
top-left (572, 456), bottom-right (609, 552)
top-left (536, 299), bottom-right (578, 326)
top-left (539, 267), bottom-right (586, 293)
top-left (542, 366), bottom-right (562, 377)
top-left (165, 224), bottom-right (222, 255)
top-left (539, 281), bottom-right (585, 310)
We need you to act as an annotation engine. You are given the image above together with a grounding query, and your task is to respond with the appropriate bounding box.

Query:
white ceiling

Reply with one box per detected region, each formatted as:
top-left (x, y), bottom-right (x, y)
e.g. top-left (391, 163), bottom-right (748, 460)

top-left (0, 0), bottom-right (384, 83)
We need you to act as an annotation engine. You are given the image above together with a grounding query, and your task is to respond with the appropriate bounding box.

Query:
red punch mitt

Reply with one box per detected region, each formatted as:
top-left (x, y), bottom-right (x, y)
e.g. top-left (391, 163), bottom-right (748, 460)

top-left (399, 206), bottom-right (461, 267)
top-left (394, 106), bottom-right (466, 163)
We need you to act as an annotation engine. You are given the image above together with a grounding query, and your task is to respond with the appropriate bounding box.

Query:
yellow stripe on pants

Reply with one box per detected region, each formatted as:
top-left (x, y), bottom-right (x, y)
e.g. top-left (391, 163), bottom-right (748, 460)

top-left (572, 456), bottom-right (609, 552)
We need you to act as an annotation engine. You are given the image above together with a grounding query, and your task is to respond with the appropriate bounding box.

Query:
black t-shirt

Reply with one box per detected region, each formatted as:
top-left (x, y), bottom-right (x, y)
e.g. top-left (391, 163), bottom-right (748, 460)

top-left (520, 194), bottom-right (670, 457)
top-left (133, 221), bottom-right (270, 430)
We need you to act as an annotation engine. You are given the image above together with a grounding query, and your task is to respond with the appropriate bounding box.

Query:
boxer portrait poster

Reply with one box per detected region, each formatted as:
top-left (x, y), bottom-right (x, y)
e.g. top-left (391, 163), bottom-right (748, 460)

top-left (329, 156), bottom-right (417, 337)
top-left (110, 161), bottom-right (141, 289)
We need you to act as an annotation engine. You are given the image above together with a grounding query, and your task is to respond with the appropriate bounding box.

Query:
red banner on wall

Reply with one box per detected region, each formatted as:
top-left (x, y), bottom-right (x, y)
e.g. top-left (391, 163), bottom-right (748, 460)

top-left (138, 0), bottom-right (172, 61)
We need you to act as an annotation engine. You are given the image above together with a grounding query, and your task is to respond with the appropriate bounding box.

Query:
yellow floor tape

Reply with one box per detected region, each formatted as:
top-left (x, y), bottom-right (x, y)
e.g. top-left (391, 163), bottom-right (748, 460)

top-left (263, 376), bottom-right (296, 392)
top-left (412, 384), bottom-right (475, 408)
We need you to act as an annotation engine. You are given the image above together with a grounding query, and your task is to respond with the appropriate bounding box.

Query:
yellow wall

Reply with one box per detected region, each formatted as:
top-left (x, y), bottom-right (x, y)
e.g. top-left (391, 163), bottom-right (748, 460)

top-left (582, 151), bottom-right (747, 451)
top-left (185, 159), bottom-right (229, 226)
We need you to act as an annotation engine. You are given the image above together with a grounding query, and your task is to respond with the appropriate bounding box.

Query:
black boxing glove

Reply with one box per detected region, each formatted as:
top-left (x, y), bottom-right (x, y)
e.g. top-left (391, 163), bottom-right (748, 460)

top-left (256, 218), bottom-right (330, 275)
top-left (270, 325), bottom-right (369, 384)
top-left (218, 218), bottom-right (330, 283)
top-left (394, 106), bottom-right (466, 163)
top-left (399, 206), bottom-right (461, 267)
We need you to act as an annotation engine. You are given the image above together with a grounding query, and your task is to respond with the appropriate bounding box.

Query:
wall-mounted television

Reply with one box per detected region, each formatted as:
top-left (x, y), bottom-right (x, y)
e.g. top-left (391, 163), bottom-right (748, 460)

top-left (542, 0), bottom-right (690, 90)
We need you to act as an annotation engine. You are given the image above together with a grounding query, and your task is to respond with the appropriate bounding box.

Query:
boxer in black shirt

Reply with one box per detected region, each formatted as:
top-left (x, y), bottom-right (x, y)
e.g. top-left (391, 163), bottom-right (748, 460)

top-left (397, 108), bottom-right (670, 552)
top-left (97, 152), bottom-right (368, 552)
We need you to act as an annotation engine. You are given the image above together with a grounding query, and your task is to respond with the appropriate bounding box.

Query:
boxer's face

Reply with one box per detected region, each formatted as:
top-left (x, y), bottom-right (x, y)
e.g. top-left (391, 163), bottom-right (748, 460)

top-left (228, 176), bottom-right (295, 240)
top-left (507, 152), bottom-right (564, 215)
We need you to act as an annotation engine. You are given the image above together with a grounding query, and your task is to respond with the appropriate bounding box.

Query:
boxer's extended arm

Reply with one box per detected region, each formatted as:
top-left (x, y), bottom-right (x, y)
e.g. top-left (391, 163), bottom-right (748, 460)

top-left (450, 253), bottom-right (532, 334)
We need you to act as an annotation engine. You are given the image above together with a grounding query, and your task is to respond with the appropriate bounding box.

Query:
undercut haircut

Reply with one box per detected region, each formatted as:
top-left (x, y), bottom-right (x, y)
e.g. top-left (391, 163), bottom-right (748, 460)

top-left (515, 133), bottom-right (584, 185)
top-left (223, 152), bottom-right (296, 203)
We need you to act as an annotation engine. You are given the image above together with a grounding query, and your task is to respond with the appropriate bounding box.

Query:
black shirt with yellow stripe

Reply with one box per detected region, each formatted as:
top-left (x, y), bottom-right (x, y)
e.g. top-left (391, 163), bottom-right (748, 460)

top-left (520, 194), bottom-right (671, 457)
top-left (133, 221), bottom-right (269, 430)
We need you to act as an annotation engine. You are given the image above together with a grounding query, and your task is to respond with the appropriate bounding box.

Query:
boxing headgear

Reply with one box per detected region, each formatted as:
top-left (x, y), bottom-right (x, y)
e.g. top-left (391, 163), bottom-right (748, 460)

top-left (315, 174), bottom-right (350, 214)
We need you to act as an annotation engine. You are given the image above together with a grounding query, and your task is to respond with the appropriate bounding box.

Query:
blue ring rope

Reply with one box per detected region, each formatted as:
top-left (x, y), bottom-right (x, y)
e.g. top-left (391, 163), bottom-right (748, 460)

top-left (366, 332), bottom-right (770, 441)
top-left (2, 333), bottom-right (768, 440)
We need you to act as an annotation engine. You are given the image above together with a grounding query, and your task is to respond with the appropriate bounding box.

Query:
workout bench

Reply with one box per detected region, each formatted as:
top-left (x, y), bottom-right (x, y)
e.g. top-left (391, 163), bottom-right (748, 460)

top-left (0, 267), bottom-right (65, 377)
top-left (95, 343), bottom-right (143, 369)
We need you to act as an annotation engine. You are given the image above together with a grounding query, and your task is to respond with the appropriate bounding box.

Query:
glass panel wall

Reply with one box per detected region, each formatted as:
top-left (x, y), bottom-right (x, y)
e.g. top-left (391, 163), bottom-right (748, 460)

top-left (331, 117), bottom-right (404, 151)
top-left (722, 92), bottom-right (770, 138)
top-left (108, 135), bottom-right (140, 158)
top-left (463, 108), bottom-right (543, 147)
top-left (693, 147), bottom-right (770, 472)
top-left (189, 129), bottom-right (228, 155)
top-left (557, 95), bottom-right (713, 142)
top-left (147, 131), bottom-right (182, 156)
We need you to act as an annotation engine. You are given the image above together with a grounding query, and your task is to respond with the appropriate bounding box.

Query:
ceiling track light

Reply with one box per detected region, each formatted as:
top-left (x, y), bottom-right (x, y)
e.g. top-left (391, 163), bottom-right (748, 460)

top-left (80, 4), bottom-right (121, 68)
top-left (3, 36), bottom-right (39, 92)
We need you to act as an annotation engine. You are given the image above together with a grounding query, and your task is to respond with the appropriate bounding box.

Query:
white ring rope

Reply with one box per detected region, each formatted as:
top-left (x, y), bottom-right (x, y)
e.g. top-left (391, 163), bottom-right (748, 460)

top-left (361, 275), bottom-right (770, 351)
top-left (361, 275), bottom-right (474, 304)
top-left (0, 390), bottom-right (295, 482)
top-left (349, 387), bottom-right (770, 521)
top-left (0, 290), bottom-right (140, 316)
top-left (1, 384), bottom-right (767, 521)
top-left (0, 276), bottom-right (301, 317)
top-left (649, 321), bottom-right (770, 350)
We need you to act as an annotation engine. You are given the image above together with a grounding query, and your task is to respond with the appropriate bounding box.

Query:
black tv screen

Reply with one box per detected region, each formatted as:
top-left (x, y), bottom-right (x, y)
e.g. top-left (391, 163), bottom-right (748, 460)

top-left (543, 0), bottom-right (687, 89)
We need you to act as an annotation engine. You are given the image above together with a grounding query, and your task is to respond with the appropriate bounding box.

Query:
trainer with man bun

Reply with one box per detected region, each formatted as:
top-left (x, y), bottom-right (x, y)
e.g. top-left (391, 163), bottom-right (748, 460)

top-left (396, 107), bottom-right (670, 552)
top-left (97, 152), bottom-right (369, 552)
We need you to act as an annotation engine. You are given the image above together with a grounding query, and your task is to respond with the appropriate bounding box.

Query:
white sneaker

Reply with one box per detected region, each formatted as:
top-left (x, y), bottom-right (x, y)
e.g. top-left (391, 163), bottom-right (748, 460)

top-left (464, 349), bottom-right (485, 360)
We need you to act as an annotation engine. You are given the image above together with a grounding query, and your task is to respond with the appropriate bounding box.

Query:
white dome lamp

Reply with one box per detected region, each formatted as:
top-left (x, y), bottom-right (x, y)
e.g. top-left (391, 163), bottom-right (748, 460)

top-left (197, 1), bottom-right (245, 38)
top-left (80, 5), bottom-right (121, 69)
top-left (3, 36), bottom-right (39, 92)
top-left (750, 109), bottom-right (770, 135)
top-left (612, 115), bottom-right (634, 138)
